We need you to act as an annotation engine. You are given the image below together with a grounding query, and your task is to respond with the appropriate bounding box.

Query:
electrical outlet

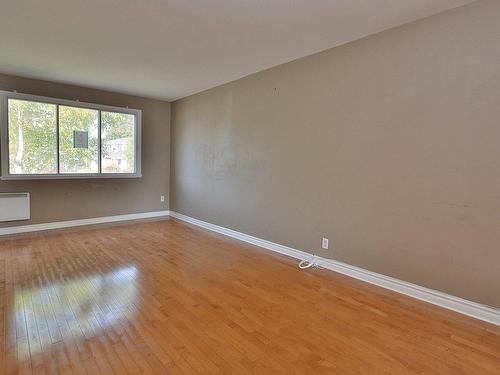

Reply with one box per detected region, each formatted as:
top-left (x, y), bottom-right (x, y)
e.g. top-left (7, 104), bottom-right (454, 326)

top-left (160, 195), bottom-right (165, 202)
top-left (322, 237), bottom-right (329, 250)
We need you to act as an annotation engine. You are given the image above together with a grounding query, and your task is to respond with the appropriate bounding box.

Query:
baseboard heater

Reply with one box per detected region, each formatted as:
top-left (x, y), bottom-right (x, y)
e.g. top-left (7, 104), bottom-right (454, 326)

top-left (0, 192), bottom-right (31, 222)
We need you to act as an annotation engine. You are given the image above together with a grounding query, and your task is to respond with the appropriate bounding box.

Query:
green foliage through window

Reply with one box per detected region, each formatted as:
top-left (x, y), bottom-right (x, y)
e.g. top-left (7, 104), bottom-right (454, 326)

top-left (59, 106), bottom-right (99, 174)
top-left (101, 111), bottom-right (136, 173)
top-left (8, 99), bottom-right (58, 174)
top-left (6, 97), bottom-right (138, 176)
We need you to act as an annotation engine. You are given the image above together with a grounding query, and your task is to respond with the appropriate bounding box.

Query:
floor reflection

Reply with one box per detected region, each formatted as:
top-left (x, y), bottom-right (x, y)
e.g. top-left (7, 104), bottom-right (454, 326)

top-left (13, 266), bottom-right (138, 360)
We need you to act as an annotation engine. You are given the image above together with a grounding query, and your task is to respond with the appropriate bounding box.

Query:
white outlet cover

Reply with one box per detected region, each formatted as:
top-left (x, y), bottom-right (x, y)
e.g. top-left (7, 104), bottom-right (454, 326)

top-left (322, 238), bottom-right (329, 249)
top-left (160, 195), bottom-right (165, 202)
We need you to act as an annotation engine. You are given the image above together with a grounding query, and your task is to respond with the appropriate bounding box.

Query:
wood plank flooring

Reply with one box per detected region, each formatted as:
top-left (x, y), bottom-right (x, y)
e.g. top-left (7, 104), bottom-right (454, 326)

top-left (1, 218), bottom-right (499, 374)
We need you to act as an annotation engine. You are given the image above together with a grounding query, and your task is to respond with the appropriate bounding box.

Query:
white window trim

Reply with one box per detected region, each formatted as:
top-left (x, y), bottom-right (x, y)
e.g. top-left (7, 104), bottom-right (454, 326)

top-left (0, 91), bottom-right (142, 179)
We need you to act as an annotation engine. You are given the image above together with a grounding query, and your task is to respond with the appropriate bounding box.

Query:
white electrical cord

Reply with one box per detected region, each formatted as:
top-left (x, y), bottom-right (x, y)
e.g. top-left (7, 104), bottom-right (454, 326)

top-left (298, 258), bottom-right (315, 269)
top-left (298, 256), bottom-right (323, 270)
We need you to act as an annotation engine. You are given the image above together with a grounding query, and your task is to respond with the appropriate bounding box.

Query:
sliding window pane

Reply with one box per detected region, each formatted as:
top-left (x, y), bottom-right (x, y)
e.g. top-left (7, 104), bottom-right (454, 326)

top-left (59, 106), bottom-right (99, 174)
top-left (101, 111), bottom-right (136, 173)
top-left (8, 99), bottom-right (57, 174)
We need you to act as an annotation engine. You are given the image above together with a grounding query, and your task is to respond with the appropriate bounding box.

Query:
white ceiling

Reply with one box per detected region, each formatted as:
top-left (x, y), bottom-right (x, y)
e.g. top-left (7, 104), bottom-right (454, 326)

top-left (0, 0), bottom-right (475, 101)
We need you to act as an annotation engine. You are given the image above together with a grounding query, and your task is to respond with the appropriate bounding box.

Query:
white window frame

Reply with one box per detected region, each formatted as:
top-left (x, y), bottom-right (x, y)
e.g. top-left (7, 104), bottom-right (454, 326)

top-left (0, 91), bottom-right (141, 179)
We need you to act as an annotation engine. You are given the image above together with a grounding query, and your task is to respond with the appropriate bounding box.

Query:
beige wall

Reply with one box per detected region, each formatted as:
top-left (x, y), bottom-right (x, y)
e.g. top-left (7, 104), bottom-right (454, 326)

top-left (0, 74), bottom-right (170, 226)
top-left (171, 0), bottom-right (500, 308)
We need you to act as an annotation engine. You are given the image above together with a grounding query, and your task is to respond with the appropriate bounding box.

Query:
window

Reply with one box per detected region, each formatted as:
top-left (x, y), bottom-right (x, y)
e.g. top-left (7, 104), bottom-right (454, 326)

top-left (0, 92), bottom-right (141, 179)
top-left (59, 106), bottom-right (99, 174)
top-left (101, 111), bottom-right (136, 174)
top-left (8, 99), bottom-right (58, 174)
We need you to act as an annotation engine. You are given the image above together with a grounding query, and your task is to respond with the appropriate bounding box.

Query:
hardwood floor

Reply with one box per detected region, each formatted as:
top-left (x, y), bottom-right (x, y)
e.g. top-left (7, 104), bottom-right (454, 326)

top-left (1, 219), bottom-right (499, 374)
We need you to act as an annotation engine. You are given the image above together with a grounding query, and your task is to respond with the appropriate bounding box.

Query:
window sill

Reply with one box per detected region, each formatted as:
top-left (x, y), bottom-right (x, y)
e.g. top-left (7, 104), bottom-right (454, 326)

top-left (0, 173), bottom-right (142, 180)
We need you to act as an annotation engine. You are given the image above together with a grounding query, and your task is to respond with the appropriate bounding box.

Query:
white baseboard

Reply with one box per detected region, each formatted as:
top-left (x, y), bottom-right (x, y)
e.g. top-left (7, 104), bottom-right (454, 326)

top-left (169, 211), bottom-right (500, 327)
top-left (0, 210), bottom-right (170, 236)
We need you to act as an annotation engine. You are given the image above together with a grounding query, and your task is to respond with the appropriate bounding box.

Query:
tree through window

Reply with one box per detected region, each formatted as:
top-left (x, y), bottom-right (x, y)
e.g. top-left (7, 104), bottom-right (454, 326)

top-left (2, 93), bottom-right (140, 178)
